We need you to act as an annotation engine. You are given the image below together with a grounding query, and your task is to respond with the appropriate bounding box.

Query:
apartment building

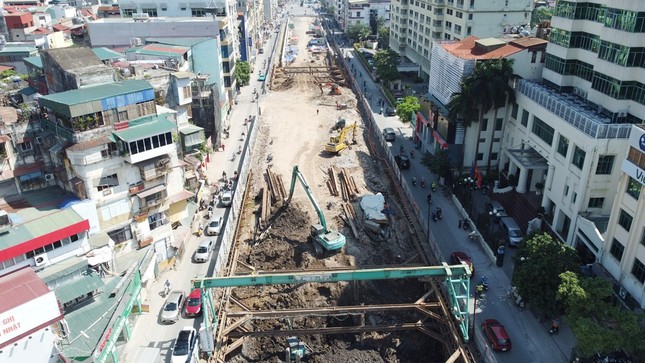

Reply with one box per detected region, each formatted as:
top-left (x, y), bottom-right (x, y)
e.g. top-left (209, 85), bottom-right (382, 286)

top-left (425, 35), bottom-right (547, 169)
top-left (341, 0), bottom-right (391, 32)
top-left (501, 1), bottom-right (644, 273)
top-left (599, 125), bottom-right (644, 310)
top-left (389, 0), bottom-right (532, 77)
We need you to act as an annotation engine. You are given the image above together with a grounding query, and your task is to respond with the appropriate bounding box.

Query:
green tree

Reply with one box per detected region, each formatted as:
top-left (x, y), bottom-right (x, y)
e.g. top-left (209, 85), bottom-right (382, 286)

top-left (347, 23), bottom-right (371, 42)
top-left (557, 272), bottom-right (645, 358)
top-left (373, 49), bottom-right (399, 83)
top-left (422, 149), bottom-right (451, 178)
top-left (513, 233), bottom-right (579, 316)
top-left (532, 6), bottom-right (553, 25)
top-left (235, 61), bottom-right (251, 86)
top-left (370, 16), bottom-right (385, 38)
top-left (0, 69), bottom-right (16, 79)
top-left (378, 25), bottom-right (390, 49)
top-left (395, 96), bottom-right (420, 123)
top-left (483, 59), bottom-right (515, 173)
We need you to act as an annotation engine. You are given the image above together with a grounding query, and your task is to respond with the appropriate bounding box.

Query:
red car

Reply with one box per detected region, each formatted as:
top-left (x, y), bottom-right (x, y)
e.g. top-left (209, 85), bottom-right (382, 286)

top-left (450, 251), bottom-right (474, 277)
top-left (184, 289), bottom-right (202, 317)
top-left (481, 319), bottom-right (512, 352)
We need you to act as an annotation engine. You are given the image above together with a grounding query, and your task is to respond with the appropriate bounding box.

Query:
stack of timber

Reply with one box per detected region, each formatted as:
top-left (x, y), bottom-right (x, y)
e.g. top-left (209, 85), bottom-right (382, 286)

top-left (264, 168), bottom-right (287, 205)
top-left (326, 167), bottom-right (360, 201)
top-left (342, 203), bottom-right (359, 238)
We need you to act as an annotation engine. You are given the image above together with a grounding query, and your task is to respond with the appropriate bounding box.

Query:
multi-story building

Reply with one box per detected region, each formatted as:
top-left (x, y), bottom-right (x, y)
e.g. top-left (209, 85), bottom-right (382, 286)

top-left (38, 80), bottom-right (196, 261)
top-left (342, 0), bottom-right (391, 32)
top-left (501, 1), bottom-right (644, 260)
top-left (389, 0), bottom-right (532, 77)
top-left (599, 125), bottom-right (644, 310)
top-left (425, 35), bottom-right (547, 168)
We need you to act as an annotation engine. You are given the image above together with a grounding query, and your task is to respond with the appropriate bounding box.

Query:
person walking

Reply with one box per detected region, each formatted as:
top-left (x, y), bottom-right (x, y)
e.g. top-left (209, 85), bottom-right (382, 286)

top-left (316, 109), bottom-right (319, 115)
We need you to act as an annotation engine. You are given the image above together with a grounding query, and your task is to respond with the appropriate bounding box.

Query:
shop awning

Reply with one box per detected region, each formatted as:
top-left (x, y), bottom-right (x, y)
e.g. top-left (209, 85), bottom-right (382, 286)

top-left (137, 184), bottom-right (165, 198)
top-left (432, 131), bottom-right (448, 149)
top-left (55, 273), bottom-right (104, 304)
top-left (168, 189), bottom-right (195, 204)
top-left (13, 161), bottom-right (44, 177)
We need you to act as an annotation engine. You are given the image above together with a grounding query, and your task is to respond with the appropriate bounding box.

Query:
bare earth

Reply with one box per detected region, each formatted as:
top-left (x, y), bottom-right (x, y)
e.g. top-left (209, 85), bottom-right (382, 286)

top-left (227, 15), bottom-right (439, 363)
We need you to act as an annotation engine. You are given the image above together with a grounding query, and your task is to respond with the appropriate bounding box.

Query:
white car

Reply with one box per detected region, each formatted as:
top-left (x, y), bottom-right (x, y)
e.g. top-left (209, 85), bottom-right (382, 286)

top-left (220, 191), bottom-right (232, 207)
top-left (206, 217), bottom-right (223, 236)
top-left (172, 326), bottom-right (197, 363)
top-left (194, 239), bottom-right (213, 263)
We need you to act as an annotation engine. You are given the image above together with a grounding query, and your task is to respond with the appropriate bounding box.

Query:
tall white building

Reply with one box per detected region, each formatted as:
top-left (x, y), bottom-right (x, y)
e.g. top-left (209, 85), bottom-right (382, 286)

top-left (341, 0), bottom-right (391, 32)
top-left (389, 0), bottom-right (532, 77)
top-left (500, 0), bottom-right (644, 300)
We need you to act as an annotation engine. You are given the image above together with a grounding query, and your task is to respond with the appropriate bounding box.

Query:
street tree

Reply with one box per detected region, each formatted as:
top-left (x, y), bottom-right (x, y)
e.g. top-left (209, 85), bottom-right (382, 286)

top-left (373, 49), bottom-right (400, 84)
top-left (422, 149), bottom-right (451, 178)
top-left (347, 23), bottom-right (371, 42)
top-left (483, 59), bottom-right (515, 173)
top-left (513, 233), bottom-right (579, 316)
top-left (557, 271), bottom-right (645, 358)
top-left (235, 61), bottom-right (251, 86)
top-left (370, 16), bottom-right (386, 38)
top-left (532, 6), bottom-right (553, 25)
top-left (395, 96), bottom-right (420, 123)
top-left (378, 25), bottom-right (390, 49)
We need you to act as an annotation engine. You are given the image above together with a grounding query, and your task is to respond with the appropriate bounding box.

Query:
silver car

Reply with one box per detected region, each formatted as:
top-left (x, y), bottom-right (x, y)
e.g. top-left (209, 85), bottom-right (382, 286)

top-left (161, 291), bottom-right (184, 324)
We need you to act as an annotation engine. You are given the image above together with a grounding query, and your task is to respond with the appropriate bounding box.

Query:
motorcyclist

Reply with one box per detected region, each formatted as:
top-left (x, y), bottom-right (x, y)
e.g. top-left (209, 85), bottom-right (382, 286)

top-left (412, 176), bottom-right (417, 186)
top-left (426, 193), bottom-right (432, 204)
top-left (420, 177), bottom-right (426, 188)
top-left (164, 280), bottom-right (171, 294)
top-left (410, 150), bottom-right (415, 158)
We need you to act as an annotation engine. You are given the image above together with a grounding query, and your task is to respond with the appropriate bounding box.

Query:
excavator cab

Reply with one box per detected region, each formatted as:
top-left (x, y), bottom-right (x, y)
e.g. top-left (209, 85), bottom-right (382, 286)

top-left (311, 224), bottom-right (345, 252)
top-left (324, 123), bottom-right (356, 154)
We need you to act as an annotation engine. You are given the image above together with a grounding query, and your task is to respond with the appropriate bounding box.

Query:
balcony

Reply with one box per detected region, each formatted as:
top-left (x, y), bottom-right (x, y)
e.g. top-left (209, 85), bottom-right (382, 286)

top-left (113, 117), bottom-right (177, 164)
top-left (138, 156), bottom-right (171, 182)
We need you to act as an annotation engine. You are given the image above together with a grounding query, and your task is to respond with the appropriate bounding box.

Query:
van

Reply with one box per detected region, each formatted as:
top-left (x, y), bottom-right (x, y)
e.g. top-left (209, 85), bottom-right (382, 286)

top-left (221, 191), bottom-right (232, 207)
top-left (500, 217), bottom-right (524, 246)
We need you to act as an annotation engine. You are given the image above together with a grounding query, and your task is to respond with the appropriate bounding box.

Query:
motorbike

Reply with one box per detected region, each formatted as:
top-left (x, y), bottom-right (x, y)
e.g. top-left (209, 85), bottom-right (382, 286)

top-left (431, 181), bottom-right (437, 192)
top-left (410, 150), bottom-right (415, 159)
top-left (475, 277), bottom-right (488, 297)
top-left (468, 230), bottom-right (478, 241)
top-left (432, 207), bottom-right (443, 222)
top-left (462, 218), bottom-right (471, 231)
top-left (420, 178), bottom-right (426, 188)
top-left (412, 177), bottom-right (417, 187)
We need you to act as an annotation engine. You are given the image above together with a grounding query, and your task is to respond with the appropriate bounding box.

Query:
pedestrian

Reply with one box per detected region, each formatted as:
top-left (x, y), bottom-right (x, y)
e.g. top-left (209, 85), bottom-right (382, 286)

top-left (458, 219), bottom-right (463, 229)
top-left (316, 109), bottom-right (319, 115)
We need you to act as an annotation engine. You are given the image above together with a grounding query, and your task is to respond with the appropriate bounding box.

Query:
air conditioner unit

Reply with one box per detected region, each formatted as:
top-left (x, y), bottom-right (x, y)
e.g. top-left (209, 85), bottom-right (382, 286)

top-left (619, 287), bottom-right (627, 300)
top-left (44, 173), bottom-right (54, 181)
top-left (35, 136), bottom-right (43, 144)
top-left (617, 111), bottom-right (628, 118)
top-left (34, 253), bottom-right (49, 267)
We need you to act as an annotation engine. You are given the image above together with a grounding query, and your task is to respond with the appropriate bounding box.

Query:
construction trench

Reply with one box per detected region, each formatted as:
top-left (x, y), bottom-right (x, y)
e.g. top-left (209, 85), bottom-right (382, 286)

top-left (205, 16), bottom-right (476, 363)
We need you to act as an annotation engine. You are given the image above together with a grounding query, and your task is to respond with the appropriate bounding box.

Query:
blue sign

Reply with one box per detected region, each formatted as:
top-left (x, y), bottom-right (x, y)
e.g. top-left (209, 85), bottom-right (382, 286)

top-left (640, 133), bottom-right (645, 152)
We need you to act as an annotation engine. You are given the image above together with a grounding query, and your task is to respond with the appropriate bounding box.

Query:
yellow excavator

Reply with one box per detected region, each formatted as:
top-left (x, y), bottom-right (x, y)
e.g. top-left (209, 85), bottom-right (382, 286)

top-left (320, 82), bottom-right (341, 95)
top-left (324, 123), bottom-right (356, 154)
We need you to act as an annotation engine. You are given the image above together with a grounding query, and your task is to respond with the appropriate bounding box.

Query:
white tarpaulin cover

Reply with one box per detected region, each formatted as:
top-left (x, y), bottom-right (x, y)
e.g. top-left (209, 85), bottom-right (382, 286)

top-left (360, 193), bottom-right (387, 223)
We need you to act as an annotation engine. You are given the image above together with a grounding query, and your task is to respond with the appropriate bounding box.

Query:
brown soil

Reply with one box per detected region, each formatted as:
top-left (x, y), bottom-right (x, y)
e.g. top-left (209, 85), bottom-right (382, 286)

top-left (227, 15), bottom-right (441, 363)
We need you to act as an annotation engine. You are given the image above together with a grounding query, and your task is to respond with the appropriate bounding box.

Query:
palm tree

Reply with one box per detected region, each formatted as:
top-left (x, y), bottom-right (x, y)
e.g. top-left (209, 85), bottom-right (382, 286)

top-left (484, 59), bottom-right (516, 173)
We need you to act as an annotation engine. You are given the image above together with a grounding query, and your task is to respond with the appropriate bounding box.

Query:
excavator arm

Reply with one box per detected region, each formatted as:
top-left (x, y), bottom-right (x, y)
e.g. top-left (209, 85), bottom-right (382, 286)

top-left (287, 166), bottom-right (329, 232)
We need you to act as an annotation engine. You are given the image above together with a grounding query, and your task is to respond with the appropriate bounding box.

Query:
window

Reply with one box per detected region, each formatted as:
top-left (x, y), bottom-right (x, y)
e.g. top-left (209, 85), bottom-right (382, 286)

top-left (588, 197), bottom-right (604, 208)
top-left (632, 258), bottom-right (645, 284)
top-left (107, 226), bottom-right (132, 244)
top-left (96, 173), bottom-right (118, 191)
top-left (191, 8), bottom-right (206, 17)
top-left (641, 227), bottom-right (645, 247)
top-left (142, 8), bottom-right (157, 16)
top-left (491, 152), bottom-right (498, 160)
top-left (609, 239), bottom-right (625, 261)
top-left (122, 8), bottom-right (135, 17)
top-left (182, 86), bottom-right (191, 98)
top-left (510, 104), bottom-right (518, 119)
top-left (521, 110), bottom-right (529, 127)
top-left (572, 146), bottom-right (586, 169)
top-left (595, 155), bottom-right (614, 175)
top-left (626, 177), bottom-right (641, 200)
top-left (20, 142), bottom-right (33, 152)
top-left (468, 13), bottom-right (473, 20)
top-left (456, 11), bottom-right (463, 19)
top-left (476, 153), bottom-right (483, 161)
top-left (531, 117), bottom-right (554, 145)
top-left (480, 118), bottom-right (488, 131)
top-left (446, 9), bottom-right (453, 15)
top-left (618, 209), bottom-right (633, 232)
top-left (557, 135), bottom-right (569, 157)
top-left (495, 118), bottom-right (503, 131)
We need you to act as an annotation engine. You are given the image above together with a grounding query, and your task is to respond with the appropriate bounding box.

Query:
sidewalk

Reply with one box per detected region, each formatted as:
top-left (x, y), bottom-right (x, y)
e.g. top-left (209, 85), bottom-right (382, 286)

top-left (329, 30), bottom-right (575, 362)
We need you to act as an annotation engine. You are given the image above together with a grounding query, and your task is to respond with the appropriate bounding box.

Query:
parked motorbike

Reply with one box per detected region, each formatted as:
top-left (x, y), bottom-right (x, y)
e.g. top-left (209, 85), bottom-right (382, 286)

top-left (420, 177), bottom-right (426, 188)
top-left (468, 230), bottom-right (478, 241)
top-left (412, 177), bottom-right (417, 187)
top-left (462, 218), bottom-right (471, 231)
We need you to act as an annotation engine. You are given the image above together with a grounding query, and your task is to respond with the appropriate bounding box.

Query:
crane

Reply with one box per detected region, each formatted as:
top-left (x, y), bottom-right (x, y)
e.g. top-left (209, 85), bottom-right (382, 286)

top-left (287, 166), bottom-right (346, 252)
top-left (324, 123), bottom-right (356, 154)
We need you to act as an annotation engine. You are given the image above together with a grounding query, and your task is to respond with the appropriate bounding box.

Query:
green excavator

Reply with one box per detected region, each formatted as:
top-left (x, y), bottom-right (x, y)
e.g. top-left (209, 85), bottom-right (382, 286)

top-left (286, 166), bottom-right (346, 252)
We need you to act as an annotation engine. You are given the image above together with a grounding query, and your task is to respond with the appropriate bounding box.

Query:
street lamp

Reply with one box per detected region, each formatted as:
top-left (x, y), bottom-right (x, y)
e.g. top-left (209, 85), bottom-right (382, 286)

top-left (488, 209), bottom-right (500, 240)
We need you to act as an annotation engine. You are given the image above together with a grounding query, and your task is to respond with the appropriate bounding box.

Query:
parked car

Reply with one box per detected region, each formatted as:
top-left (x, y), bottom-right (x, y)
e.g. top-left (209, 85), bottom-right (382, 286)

top-left (221, 191), bottom-right (233, 207)
top-left (487, 201), bottom-right (508, 219)
top-left (171, 326), bottom-right (197, 363)
top-left (450, 251), bottom-right (474, 277)
top-left (184, 288), bottom-right (203, 317)
top-left (481, 319), bottom-right (512, 352)
top-left (385, 107), bottom-right (397, 116)
top-left (206, 216), bottom-right (223, 236)
top-left (383, 127), bottom-right (396, 142)
top-left (394, 154), bottom-right (410, 170)
top-left (258, 73), bottom-right (266, 81)
top-left (160, 291), bottom-right (184, 324)
top-left (194, 239), bottom-right (213, 263)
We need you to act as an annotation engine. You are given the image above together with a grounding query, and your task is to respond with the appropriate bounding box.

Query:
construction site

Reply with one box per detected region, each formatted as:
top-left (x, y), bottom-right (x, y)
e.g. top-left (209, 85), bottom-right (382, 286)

top-left (203, 15), bottom-right (475, 363)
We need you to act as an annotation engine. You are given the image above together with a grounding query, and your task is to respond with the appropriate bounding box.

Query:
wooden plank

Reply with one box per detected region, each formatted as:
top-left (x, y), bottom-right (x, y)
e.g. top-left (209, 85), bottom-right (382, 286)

top-left (343, 203), bottom-right (359, 238)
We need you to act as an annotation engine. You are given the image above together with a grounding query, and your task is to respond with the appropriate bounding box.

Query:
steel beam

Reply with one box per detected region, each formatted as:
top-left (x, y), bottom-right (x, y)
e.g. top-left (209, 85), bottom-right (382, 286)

top-left (227, 322), bottom-right (423, 338)
top-left (225, 302), bottom-right (439, 318)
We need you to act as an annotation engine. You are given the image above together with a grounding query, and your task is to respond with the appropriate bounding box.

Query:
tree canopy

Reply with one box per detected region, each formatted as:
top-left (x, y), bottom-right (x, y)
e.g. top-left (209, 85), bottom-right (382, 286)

top-left (532, 6), bottom-right (553, 25)
top-left (513, 233), bottom-right (579, 316)
top-left (347, 23), bottom-right (371, 42)
top-left (235, 61), bottom-right (251, 86)
top-left (378, 25), bottom-right (390, 49)
top-left (373, 49), bottom-right (399, 83)
top-left (395, 96), bottom-right (420, 123)
top-left (557, 271), bottom-right (645, 358)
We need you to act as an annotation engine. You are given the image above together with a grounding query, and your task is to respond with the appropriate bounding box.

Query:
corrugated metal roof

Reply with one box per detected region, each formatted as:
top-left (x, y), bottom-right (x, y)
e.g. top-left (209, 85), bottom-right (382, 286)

top-left (0, 46), bottom-right (37, 55)
top-left (23, 55), bottom-right (43, 69)
top-left (38, 257), bottom-right (88, 282)
top-left (92, 47), bottom-right (124, 61)
top-left (113, 116), bottom-right (176, 142)
top-left (0, 208), bottom-right (85, 250)
top-left (145, 37), bottom-right (208, 47)
top-left (55, 272), bottom-right (104, 304)
top-left (179, 124), bottom-right (203, 134)
top-left (0, 267), bottom-right (50, 313)
top-left (126, 44), bottom-right (189, 58)
top-left (39, 79), bottom-right (153, 108)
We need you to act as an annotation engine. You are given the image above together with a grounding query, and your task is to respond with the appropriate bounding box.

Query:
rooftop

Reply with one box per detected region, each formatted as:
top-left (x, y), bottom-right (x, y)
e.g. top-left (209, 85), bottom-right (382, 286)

top-left (112, 115), bottom-right (176, 142)
top-left (126, 44), bottom-right (190, 58)
top-left (0, 46), bottom-right (37, 55)
top-left (0, 267), bottom-right (50, 313)
top-left (146, 37), bottom-right (210, 47)
top-left (91, 47), bottom-right (124, 61)
top-left (43, 47), bottom-right (103, 71)
top-left (39, 79), bottom-right (153, 108)
top-left (441, 35), bottom-right (547, 60)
